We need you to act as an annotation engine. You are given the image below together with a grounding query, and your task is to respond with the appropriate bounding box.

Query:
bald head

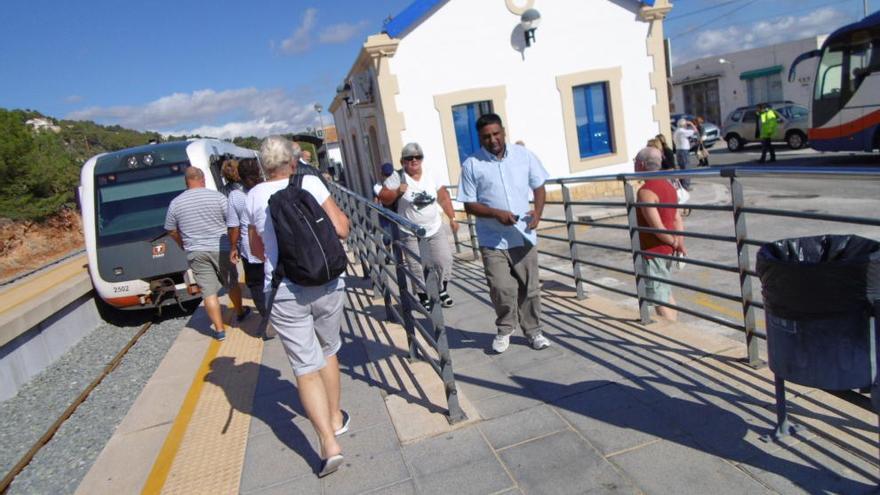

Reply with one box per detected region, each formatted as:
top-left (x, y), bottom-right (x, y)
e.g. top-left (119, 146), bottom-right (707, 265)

top-left (185, 166), bottom-right (206, 188)
top-left (634, 147), bottom-right (662, 172)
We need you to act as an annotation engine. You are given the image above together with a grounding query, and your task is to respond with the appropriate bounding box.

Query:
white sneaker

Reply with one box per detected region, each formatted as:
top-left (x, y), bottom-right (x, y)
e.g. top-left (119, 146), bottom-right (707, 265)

top-left (530, 334), bottom-right (551, 350)
top-left (492, 334), bottom-right (511, 353)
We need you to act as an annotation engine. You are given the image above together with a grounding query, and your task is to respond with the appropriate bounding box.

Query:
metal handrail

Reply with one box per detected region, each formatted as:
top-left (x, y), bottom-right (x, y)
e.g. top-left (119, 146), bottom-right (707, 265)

top-left (451, 165), bottom-right (880, 367)
top-left (329, 183), bottom-right (465, 423)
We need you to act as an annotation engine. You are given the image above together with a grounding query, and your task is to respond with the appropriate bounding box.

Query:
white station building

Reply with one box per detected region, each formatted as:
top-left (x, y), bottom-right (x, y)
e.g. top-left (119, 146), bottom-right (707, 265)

top-left (330, 0), bottom-right (674, 199)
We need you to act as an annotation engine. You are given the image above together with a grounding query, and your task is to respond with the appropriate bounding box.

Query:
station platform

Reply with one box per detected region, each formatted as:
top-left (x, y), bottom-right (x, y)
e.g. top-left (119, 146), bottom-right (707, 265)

top-left (75, 256), bottom-right (878, 494)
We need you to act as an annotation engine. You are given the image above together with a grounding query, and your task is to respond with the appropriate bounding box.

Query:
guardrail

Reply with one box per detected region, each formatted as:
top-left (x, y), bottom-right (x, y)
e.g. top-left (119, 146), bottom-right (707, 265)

top-left (450, 166), bottom-right (880, 367)
top-left (329, 183), bottom-right (466, 423)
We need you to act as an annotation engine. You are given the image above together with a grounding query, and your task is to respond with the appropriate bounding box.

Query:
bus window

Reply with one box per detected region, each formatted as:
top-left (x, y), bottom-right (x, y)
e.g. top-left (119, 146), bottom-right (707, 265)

top-left (848, 42), bottom-right (872, 93)
top-left (815, 46), bottom-right (843, 100)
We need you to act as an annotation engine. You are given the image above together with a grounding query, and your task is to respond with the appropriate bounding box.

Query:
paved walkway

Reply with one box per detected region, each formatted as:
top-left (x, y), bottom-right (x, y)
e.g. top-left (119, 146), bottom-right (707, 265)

top-left (79, 253), bottom-right (878, 494)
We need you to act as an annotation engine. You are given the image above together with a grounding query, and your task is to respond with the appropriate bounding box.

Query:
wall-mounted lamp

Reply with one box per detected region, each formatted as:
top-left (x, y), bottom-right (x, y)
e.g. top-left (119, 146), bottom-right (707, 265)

top-left (336, 82), bottom-right (352, 107)
top-left (520, 9), bottom-right (541, 47)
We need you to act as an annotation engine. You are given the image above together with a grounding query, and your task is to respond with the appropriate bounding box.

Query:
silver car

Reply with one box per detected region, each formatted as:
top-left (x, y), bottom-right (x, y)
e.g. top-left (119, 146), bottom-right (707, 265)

top-left (722, 103), bottom-right (809, 151)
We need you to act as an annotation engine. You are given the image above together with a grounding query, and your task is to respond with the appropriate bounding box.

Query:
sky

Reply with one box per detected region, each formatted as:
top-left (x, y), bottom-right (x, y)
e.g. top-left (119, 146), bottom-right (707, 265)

top-left (0, 0), bottom-right (871, 139)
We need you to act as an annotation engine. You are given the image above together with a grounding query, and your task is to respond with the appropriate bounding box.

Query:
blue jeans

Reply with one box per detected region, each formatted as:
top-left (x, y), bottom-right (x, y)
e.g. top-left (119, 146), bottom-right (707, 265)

top-left (676, 149), bottom-right (692, 188)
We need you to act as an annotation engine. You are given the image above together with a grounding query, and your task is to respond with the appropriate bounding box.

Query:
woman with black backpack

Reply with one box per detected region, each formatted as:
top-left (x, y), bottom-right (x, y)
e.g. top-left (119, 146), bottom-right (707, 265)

top-left (245, 136), bottom-right (351, 478)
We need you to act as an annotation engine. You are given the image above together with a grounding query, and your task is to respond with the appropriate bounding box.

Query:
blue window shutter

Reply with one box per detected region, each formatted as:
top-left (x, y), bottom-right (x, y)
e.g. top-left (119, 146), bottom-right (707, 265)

top-left (573, 82), bottom-right (613, 158)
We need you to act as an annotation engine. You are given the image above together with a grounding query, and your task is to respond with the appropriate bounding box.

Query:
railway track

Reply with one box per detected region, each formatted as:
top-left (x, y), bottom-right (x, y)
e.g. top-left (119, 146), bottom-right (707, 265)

top-left (0, 319), bottom-right (154, 493)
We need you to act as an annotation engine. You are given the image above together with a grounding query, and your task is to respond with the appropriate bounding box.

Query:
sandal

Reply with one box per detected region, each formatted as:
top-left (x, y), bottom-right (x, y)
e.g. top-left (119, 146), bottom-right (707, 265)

top-left (439, 291), bottom-right (454, 308)
top-left (334, 410), bottom-right (351, 436)
top-left (318, 454), bottom-right (344, 477)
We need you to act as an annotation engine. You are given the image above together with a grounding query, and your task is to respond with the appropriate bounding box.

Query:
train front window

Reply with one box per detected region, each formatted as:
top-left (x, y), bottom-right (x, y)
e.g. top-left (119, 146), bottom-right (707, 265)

top-left (96, 164), bottom-right (188, 246)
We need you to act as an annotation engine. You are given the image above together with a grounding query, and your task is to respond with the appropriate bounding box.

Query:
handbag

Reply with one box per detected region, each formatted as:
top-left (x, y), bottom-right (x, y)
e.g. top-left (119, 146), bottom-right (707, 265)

top-left (697, 146), bottom-right (709, 161)
top-left (673, 180), bottom-right (690, 204)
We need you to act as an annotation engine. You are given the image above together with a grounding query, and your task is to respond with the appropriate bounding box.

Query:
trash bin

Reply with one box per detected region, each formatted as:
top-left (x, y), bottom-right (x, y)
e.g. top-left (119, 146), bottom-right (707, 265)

top-left (756, 234), bottom-right (880, 440)
top-left (757, 234), bottom-right (880, 390)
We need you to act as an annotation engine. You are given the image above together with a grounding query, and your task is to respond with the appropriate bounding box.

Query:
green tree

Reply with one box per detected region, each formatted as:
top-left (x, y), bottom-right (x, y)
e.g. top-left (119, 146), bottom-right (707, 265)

top-left (0, 109), bottom-right (78, 220)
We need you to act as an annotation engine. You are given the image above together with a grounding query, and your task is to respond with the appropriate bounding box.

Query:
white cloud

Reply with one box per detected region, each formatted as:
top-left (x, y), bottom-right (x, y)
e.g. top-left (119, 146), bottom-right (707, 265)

top-left (277, 8), bottom-right (368, 54)
top-left (280, 8), bottom-right (317, 54)
top-left (170, 118), bottom-right (295, 140)
top-left (675, 7), bottom-right (849, 63)
top-left (66, 87), bottom-right (320, 138)
top-left (64, 95), bottom-right (83, 104)
top-left (318, 20), bottom-right (369, 44)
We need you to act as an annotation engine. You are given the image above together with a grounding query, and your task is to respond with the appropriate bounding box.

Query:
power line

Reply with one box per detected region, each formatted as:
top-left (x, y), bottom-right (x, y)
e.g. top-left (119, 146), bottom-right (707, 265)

top-left (669, 0), bottom-right (855, 41)
top-left (670, 0), bottom-right (758, 40)
top-left (666, 0), bottom-right (750, 22)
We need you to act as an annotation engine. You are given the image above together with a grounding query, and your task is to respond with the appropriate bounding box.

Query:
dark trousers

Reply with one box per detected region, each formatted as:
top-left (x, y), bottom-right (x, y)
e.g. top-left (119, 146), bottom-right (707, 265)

top-left (242, 258), bottom-right (267, 315)
top-left (760, 138), bottom-right (775, 162)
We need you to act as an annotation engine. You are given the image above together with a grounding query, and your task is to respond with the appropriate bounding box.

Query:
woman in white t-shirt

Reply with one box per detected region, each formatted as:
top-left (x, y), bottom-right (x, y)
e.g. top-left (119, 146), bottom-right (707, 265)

top-left (378, 142), bottom-right (458, 311)
top-left (246, 136), bottom-right (351, 478)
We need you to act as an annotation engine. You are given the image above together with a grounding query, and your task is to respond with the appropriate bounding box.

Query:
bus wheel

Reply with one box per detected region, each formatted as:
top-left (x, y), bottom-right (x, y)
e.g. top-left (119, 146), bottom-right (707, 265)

top-left (786, 131), bottom-right (806, 150)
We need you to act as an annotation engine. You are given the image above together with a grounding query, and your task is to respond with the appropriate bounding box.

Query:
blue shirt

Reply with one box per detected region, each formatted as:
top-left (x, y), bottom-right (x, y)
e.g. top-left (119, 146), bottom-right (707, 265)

top-left (458, 144), bottom-right (549, 249)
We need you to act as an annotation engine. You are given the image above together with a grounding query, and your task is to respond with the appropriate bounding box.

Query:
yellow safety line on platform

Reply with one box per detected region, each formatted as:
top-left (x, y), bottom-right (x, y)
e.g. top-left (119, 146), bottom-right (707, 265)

top-left (690, 293), bottom-right (766, 331)
top-left (141, 338), bottom-right (222, 495)
top-left (142, 322), bottom-right (264, 495)
top-left (0, 255), bottom-right (87, 314)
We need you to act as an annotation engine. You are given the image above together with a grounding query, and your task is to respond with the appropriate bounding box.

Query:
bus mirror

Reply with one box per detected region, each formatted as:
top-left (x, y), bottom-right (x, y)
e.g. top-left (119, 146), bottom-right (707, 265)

top-left (788, 49), bottom-right (822, 82)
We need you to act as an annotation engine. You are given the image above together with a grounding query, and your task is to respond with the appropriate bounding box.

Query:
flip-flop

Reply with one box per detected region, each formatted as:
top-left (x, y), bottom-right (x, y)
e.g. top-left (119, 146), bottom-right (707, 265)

top-left (318, 454), bottom-right (344, 478)
top-left (334, 410), bottom-right (351, 436)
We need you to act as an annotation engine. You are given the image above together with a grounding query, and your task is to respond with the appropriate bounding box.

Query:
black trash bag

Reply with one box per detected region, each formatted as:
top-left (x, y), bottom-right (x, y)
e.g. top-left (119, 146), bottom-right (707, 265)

top-left (756, 234), bottom-right (880, 320)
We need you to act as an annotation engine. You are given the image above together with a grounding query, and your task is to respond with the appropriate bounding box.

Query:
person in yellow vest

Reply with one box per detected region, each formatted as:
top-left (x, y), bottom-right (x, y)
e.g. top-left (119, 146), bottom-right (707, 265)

top-left (757, 103), bottom-right (779, 163)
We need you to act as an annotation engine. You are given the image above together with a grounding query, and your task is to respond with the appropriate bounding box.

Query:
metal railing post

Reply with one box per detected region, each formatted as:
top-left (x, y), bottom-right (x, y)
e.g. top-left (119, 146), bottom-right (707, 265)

top-left (466, 212), bottom-right (479, 259)
top-left (370, 207), bottom-right (395, 322)
top-left (729, 174), bottom-right (762, 367)
top-left (561, 183), bottom-right (586, 299)
top-left (425, 266), bottom-right (466, 423)
top-left (624, 178), bottom-right (652, 324)
top-left (391, 224), bottom-right (418, 361)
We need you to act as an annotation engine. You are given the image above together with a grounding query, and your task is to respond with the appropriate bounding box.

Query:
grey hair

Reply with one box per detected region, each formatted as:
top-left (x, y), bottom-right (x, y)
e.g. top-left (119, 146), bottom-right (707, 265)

top-left (400, 142), bottom-right (423, 158)
top-left (635, 146), bottom-right (662, 171)
top-left (259, 135), bottom-right (301, 175)
top-left (676, 118), bottom-right (687, 128)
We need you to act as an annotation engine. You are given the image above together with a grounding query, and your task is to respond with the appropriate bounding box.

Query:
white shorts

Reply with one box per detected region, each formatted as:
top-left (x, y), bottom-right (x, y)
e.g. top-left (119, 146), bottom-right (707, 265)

top-left (270, 278), bottom-right (345, 376)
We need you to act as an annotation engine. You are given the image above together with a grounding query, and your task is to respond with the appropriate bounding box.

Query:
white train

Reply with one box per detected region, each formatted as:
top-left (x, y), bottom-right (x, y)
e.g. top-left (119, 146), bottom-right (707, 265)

top-left (78, 139), bottom-right (258, 311)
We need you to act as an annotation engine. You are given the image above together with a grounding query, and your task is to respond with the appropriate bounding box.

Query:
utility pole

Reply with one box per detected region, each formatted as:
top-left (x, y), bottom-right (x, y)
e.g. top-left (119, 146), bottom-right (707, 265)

top-left (866, 0), bottom-right (870, 17)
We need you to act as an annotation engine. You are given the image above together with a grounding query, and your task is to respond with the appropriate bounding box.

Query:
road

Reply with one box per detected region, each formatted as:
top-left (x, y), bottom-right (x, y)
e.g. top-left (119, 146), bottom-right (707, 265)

top-left (532, 143), bottom-right (880, 345)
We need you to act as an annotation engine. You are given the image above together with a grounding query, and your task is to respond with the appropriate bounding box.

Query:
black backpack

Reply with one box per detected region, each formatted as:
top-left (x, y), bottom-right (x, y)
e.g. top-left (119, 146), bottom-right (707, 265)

top-left (269, 175), bottom-right (347, 287)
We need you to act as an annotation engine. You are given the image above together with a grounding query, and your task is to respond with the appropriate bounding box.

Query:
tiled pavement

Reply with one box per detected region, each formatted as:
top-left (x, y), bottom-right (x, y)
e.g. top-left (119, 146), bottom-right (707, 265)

top-left (237, 258), bottom-right (878, 494)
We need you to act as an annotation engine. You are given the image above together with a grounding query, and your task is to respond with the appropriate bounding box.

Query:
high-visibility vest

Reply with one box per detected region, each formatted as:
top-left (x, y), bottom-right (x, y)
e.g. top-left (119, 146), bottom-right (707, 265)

top-left (759, 109), bottom-right (779, 139)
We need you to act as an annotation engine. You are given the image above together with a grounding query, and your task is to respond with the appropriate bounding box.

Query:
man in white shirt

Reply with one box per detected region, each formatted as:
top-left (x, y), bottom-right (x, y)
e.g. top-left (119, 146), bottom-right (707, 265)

top-left (378, 142), bottom-right (458, 311)
top-left (246, 136), bottom-right (351, 478)
top-left (672, 118), bottom-right (698, 190)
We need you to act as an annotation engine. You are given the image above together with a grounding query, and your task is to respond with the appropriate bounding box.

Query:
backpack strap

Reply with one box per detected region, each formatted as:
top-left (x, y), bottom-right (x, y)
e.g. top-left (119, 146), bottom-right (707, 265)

top-left (290, 173), bottom-right (305, 189)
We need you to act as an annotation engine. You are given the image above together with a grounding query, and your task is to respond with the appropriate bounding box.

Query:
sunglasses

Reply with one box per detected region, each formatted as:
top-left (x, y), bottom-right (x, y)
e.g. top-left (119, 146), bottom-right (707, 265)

top-left (402, 155), bottom-right (423, 162)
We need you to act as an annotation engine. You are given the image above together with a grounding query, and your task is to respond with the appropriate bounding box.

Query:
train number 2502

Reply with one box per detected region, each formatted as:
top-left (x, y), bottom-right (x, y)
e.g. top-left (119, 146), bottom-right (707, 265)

top-left (113, 285), bottom-right (129, 293)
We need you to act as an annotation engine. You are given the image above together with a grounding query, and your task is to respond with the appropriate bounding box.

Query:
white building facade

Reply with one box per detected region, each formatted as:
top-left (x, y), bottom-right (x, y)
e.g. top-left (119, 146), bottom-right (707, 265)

top-left (330, 0), bottom-right (673, 198)
top-left (670, 36), bottom-right (827, 126)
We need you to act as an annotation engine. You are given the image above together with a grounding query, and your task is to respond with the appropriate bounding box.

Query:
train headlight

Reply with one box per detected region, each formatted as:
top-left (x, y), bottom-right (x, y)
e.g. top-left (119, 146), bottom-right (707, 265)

top-left (143, 154), bottom-right (154, 166)
top-left (127, 156), bottom-right (138, 168)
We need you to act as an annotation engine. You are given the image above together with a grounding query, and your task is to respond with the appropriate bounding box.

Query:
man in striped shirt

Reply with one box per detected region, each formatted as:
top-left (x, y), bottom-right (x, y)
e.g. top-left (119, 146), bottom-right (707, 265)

top-left (164, 167), bottom-right (249, 340)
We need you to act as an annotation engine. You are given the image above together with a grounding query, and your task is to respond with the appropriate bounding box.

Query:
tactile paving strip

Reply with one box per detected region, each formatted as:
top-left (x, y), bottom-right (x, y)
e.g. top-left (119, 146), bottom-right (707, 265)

top-left (158, 326), bottom-right (264, 495)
